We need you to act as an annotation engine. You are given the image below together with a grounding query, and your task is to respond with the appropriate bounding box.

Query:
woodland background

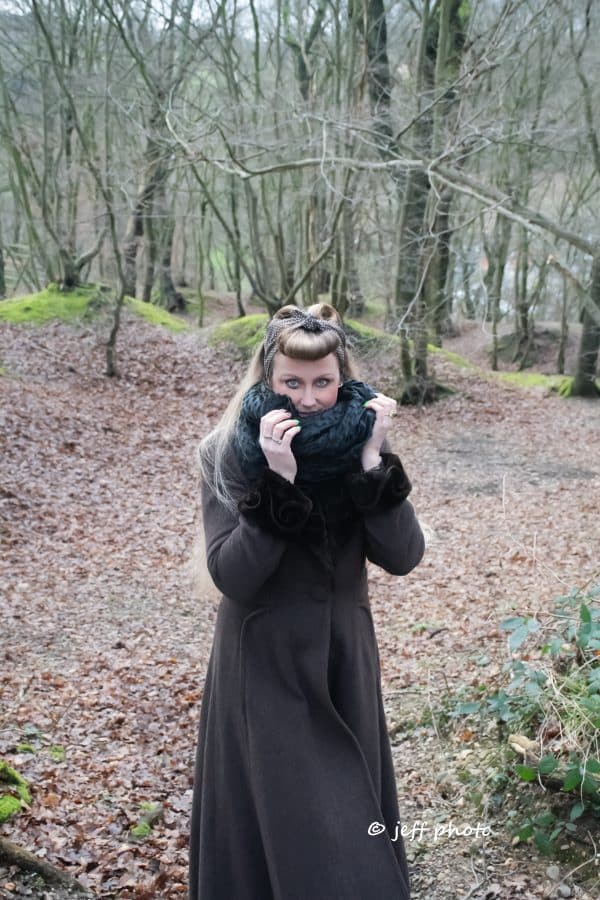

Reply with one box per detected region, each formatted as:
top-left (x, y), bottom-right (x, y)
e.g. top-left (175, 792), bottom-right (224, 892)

top-left (0, 0), bottom-right (599, 393)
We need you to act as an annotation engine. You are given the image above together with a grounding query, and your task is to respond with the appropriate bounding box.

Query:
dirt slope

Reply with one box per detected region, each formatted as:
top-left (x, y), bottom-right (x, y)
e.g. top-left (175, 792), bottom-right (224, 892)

top-left (1, 311), bottom-right (599, 899)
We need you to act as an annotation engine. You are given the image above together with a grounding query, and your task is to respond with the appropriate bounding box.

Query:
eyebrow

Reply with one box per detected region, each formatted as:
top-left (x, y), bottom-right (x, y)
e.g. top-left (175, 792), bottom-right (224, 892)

top-left (279, 372), bottom-right (336, 378)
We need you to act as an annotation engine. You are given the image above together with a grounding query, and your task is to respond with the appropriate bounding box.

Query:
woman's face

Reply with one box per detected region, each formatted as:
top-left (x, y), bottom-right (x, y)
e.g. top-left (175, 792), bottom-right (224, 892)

top-left (270, 352), bottom-right (342, 417)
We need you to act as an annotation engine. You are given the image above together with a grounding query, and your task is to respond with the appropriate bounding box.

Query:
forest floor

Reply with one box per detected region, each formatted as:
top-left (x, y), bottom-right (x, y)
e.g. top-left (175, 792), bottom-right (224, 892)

top-left (1, 295), bottom-right (599, 899)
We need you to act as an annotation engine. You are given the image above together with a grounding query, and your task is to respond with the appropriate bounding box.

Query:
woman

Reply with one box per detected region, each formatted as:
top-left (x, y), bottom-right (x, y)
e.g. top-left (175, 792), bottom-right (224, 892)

top-left (189, 303), bottom-right (426, 900)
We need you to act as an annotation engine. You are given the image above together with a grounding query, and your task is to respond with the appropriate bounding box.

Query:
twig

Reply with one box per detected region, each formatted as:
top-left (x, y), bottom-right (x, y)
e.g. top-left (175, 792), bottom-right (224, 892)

top-left (460, 875), bottom-right (486, 900)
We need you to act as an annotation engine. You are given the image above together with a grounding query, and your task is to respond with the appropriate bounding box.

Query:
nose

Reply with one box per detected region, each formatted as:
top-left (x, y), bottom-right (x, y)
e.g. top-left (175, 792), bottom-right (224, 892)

top-left (300, 389), bottom-right (316, 409)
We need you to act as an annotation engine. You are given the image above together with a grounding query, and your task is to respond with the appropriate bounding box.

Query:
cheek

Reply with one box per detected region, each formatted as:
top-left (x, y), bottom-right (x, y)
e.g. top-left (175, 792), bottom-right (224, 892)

top-left (322, 384), bottom-right (339, 407)
top-left (274, 382), bottom-right (295, 400)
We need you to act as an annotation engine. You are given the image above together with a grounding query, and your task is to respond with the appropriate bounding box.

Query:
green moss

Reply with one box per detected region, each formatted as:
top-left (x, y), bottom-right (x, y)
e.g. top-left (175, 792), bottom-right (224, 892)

top-left (129, 801), bottom-right (162, 841)
top-left (139, 800), bottom-right (159, 813)
top-left (15, 743), bottom-right (36, 754)
top-left (0, 285), bottom-right (191, 332)
top-left (426, 346), bottom-right (597, 397)
top-left (0, 760), bottom-right (32, 821)
top-left (125, 297), bottom-right (189, 332)
top-left (210, 314), bottom-right (269, 355)
top-left (495, 371), bottom-right (567, 389)
top-left (130, 821), bottom-right (152, 839)
top-left (361, 298), bottom-right (387, 318)
top-left (556, 376), bottom-right (600, 397)
top-left (0, 795), bottom-right (22, 823)
top-left (410, 621), bottom-right (445, 634)
top-left (428, 343), bottom-right (476, 369)
top-left (48, 744), bottom-right (66, 762)
top-left (345, 318), bottom-right (401, 354)
top-left (209, 313), bottom-right (404, 360)
top-left (0, 285), bottom-right (98, 324)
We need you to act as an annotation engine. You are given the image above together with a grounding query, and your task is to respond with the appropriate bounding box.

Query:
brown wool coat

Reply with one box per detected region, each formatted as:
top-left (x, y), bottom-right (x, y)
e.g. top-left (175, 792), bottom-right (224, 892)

top-left (188, 446), bottom-right (426, 900)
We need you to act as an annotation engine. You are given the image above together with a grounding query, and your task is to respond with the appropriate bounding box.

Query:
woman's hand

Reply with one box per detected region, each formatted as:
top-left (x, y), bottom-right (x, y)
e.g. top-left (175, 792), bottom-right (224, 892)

top-left (259, 409), bottom-right (302, 483)
top-left (361, 392), bottom-right (398, 470)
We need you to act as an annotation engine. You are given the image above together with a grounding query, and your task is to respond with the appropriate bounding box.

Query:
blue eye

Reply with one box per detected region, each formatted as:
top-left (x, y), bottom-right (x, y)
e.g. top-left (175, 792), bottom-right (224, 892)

top-left (316, 378), bottom-right (331, 387)
top-left (285, 379), bottom-right (299, 388)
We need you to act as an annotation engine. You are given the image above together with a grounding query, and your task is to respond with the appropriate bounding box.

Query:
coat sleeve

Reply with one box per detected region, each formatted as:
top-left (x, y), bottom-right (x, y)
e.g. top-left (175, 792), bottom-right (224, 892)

top-left (201, 467), bottom-right (314, 606)
top-left (345, 451), bottom-right (426, 576)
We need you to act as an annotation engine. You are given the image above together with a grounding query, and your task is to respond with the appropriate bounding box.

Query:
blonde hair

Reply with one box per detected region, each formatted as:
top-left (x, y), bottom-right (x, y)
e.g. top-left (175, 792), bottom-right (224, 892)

top-left (196, 303), bottom-right (361, 515)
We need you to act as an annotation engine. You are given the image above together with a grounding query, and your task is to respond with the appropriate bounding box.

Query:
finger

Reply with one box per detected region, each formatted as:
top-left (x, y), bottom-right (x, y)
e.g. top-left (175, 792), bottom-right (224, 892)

top-left (260, 409), bottom-right (292, 437)
top-left (272, 418), bottom-right (301, 439)
top-left (364, 399), bottom-right (390, 415)
top-left (366, 397), bottom-right (397, 416)
top-left (261, 408), bottom-right (292, 421)
top-left (282, 424), bottom-right (302, 441)
top-left (363, 394), bottom-right (388, 410)
top-left (282, 420), bottom-right (302, 441)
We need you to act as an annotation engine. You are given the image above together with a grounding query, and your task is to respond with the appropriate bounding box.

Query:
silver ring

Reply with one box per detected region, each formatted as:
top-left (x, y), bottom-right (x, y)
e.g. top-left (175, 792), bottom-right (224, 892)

top-left (271, 436), bottom-right (283, 444)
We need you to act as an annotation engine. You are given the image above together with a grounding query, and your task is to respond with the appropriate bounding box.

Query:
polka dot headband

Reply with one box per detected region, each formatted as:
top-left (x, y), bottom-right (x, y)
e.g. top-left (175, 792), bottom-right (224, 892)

top-left (263, 309), bottom-right (347, 384)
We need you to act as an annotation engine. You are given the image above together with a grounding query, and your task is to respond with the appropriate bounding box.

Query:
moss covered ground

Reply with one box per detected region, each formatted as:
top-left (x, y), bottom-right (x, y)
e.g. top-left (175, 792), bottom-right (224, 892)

top-left (0, 285), bottom-right (189, 333)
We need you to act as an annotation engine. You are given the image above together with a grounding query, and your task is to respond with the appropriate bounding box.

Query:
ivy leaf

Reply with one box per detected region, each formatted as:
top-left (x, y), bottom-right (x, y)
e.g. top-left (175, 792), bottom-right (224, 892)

top-left (515, 764), bottom-right (537, 782)
top-left (538, 754), bottom-right (558, 775)
top-left (533, 831), bottom-right (554, 855)
top-left (569, 801), bottom-right (586, 821)
top-left (562, 768), bottom-right (582, 792)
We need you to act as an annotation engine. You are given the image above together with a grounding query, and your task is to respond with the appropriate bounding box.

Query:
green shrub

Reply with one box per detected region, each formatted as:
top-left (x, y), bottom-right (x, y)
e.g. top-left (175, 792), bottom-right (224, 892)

top-left (446, 584), bottom-right (600, 854)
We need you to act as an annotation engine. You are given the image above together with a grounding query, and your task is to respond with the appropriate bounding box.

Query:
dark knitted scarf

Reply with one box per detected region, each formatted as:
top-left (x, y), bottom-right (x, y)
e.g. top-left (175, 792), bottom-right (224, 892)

top-left (233, 379), bottom-right (378, 483)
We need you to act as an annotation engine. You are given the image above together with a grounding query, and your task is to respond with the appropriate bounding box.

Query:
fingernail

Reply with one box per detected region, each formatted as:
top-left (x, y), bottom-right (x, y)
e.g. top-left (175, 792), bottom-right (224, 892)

top-left (292, 419), bottom-right (300, 424)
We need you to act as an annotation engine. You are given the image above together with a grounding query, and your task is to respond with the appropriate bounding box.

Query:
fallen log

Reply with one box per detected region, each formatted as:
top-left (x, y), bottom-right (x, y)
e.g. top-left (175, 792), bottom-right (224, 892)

top-left (0, 836), bottom-right (92, 894)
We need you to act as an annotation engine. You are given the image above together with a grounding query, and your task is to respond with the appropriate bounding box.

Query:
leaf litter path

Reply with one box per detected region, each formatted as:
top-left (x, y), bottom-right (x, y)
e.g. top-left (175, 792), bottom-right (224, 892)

top-left (1, 315), bottom-right (599, 899)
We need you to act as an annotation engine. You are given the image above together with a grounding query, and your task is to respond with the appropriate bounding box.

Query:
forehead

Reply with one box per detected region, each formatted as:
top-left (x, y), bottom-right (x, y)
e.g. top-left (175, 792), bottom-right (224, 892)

top-left (272, 352), bottom-right (339, 377)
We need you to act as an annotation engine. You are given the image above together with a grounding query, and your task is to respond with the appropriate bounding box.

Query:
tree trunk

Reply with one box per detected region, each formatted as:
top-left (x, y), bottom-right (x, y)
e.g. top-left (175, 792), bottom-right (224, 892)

top-left (230, 178), bottom-right (245, 316)
top-left (142, 203), bottom-right (157, 303)
top-left (421, 0), bottom-right (468, 346)
top-left (0, 218), bottom-right (7, 298)
top-left (483, 212), bottom-right (512, 371)
top-left (392, 0), bottom-right (436, 395)
top-left (332, 196), bottom-right (364, 317)
top-left (462, 257), bottom-right (476, 319)
top-left (309, 186), bottom-right (330, 297)
top-left (122, 197), bottom-right (145, 298)
top-left (122, 126), bottom-right (168, 299)
top-left (558, 276), bottom-right (568, 375)
top-left (106, 289), bottom-right (126, 377)
top-left (428, 193), bottom-right (453, 345)
top-left (515, 227), bottom-right (529, 341)
top-left (159, 219), bottom-right (181, 310)
top-left (572, 251), bottom-right (600, 396)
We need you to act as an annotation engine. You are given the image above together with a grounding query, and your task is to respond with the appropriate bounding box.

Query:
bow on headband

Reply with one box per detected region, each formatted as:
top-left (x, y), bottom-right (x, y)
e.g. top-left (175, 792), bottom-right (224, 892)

top-left (262, 309), bottom-right (347, 383)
